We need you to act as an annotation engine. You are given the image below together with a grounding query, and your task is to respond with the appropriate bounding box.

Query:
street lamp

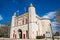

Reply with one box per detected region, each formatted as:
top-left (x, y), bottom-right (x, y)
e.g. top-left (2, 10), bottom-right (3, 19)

top-left (50, 24), bottom-right (54, 40)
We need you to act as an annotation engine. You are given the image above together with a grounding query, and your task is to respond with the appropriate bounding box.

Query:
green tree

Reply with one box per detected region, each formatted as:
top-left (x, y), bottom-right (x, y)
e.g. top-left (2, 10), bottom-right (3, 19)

top-left (54, 10), bottom-right (60, 36)
top-left (0, 21), bottom-right (11, 38)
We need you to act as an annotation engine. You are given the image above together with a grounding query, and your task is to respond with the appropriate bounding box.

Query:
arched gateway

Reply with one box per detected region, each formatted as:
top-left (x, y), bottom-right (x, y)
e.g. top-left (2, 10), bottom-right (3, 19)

top-left (18, 29), bottom-right (22, 39)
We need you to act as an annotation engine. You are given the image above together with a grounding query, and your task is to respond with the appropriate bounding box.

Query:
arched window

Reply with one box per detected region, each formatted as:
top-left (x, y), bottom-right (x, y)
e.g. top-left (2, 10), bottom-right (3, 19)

top-left (13, 33), bottom-right (16, 38)
top-left (50, 24), bottom-right (51, 26)
top-left (36, 31), bottom-right (38, 36)
top-left (26, 19), bottom-right (28, 24)
top-left (26, 30), bottom-right (28, 38)
top-left (13, 30), bottom-right (16, 38)
top-left (43, 34), bottom-right (45, 37)
top-left (22, 20), bottom-right (24, 25)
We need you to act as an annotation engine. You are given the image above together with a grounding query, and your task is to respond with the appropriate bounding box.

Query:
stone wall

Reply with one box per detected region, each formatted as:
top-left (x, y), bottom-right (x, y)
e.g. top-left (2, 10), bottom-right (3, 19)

top-left (0, 38), bottom-right (60, 40)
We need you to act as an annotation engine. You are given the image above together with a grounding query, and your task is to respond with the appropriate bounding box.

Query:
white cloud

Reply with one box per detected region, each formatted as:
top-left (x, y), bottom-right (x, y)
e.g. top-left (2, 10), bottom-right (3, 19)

top-left (42, 11), bottom-right (57, 27)
top-left (51, 21), bottom-right (57, 27)
top-left (42, 12), bottom-right (56, 19)
top-left (51, 21), bottom-right (59, 32)
top-left (0, 15), bottom-right (3, 20)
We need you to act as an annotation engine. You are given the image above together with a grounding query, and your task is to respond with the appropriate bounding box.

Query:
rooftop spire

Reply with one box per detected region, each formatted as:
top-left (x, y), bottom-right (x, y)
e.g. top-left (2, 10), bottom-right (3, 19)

top-left (30, 3), bottom-right (33, 7)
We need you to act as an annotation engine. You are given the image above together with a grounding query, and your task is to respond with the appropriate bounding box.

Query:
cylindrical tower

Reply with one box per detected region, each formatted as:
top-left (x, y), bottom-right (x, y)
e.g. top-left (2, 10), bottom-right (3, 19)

top-left (29, 3), bottom-right (36, 22)
top-left (10, 12), bottom-right (17, 38)
top-left (41, 18), bottom-right (52, 38)
top-left (28, 3), bottom-right (37, 39)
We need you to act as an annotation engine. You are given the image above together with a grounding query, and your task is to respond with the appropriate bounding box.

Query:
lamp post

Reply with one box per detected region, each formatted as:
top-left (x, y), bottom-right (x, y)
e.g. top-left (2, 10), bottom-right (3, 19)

top-left (50, 24), bottom-right (54, 40)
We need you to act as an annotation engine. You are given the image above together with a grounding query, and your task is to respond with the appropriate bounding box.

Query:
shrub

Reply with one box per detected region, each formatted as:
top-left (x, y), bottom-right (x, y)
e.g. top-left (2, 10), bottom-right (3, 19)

top-left (36, 36), bottom-right (45, 39)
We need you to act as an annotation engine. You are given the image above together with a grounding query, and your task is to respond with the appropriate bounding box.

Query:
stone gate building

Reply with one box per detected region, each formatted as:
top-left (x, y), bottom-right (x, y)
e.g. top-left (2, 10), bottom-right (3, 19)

top-left (10, 3), bottom-right (52, 39)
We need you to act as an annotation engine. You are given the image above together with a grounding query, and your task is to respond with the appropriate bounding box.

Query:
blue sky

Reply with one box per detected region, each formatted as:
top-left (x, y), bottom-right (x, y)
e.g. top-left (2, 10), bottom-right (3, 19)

top-left (0, 0), bottom-right (60, 32)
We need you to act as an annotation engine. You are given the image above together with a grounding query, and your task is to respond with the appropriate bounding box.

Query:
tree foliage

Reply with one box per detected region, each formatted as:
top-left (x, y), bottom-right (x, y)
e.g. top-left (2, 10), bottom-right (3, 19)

top-left (54, 10), bottom-right (60, 36)
top-left (0, 21), bottom-right (11, 38)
